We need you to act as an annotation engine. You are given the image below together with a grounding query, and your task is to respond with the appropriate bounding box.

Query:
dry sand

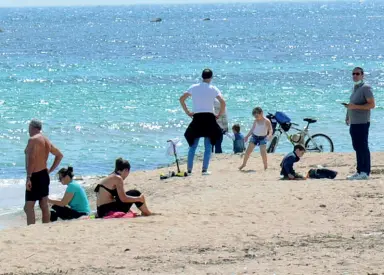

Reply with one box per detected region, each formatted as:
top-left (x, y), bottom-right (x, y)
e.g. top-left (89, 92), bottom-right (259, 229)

top-left (1, 152), bottom-right (384, 275)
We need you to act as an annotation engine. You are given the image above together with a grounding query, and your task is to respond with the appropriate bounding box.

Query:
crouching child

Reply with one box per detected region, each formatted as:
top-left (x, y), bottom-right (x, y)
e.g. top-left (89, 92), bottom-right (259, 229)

top-left (280, 145), bottom-right (306, 180)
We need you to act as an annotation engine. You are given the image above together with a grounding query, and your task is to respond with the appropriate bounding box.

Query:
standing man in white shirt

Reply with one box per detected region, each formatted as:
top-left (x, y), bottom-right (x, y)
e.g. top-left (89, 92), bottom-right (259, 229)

top-left (179, 69), bottom-right (226, 175)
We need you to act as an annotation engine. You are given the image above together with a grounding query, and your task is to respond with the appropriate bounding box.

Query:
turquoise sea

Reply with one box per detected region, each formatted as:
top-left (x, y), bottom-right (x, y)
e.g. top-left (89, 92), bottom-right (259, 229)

top-left (0, 2), bottom-right (383, 218)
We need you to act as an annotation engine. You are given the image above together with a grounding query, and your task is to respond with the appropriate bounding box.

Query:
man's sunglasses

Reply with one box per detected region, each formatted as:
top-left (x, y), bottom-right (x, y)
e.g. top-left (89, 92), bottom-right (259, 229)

top-left (352, 72), bottom-right (361, 76)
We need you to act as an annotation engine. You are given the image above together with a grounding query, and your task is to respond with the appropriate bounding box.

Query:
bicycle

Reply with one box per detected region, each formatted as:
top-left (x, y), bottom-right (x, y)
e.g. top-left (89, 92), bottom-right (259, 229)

top-left (266, 113), bottom-right (334, 153)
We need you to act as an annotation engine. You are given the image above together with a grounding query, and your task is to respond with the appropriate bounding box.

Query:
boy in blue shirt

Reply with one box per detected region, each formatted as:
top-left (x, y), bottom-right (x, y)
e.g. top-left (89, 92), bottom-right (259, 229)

top-left (280, 145), bottom-right (306, 180)
top-left (225, 124), bottom-right (245, 154)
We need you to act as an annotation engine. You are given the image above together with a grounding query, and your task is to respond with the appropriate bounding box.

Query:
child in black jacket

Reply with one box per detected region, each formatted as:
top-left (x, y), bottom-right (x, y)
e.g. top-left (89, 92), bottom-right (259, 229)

top-left (280, 145), bottom-right (306, 180)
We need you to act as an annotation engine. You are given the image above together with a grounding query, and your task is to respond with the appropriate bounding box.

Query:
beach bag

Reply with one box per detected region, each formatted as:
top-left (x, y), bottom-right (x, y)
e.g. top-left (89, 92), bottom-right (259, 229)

top-left (280, 123), bottom-right (291, 132)
top-left (307, 168), bottom-right (338, 179)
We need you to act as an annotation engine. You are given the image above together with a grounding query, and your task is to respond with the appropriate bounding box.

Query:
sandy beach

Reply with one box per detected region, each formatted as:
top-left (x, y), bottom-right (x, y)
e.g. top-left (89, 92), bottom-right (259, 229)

top-left (1, 152), bottom-right (384, 275)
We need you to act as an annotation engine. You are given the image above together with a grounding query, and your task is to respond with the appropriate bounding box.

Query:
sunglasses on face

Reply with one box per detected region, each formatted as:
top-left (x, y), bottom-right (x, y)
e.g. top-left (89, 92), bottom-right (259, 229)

top-left (352, 72), bottom-right (361, 76)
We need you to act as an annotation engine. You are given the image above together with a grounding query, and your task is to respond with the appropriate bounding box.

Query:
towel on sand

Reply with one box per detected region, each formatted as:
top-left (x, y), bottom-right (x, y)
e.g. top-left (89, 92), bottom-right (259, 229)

top-left (103, 211), bottom-right (138, 219)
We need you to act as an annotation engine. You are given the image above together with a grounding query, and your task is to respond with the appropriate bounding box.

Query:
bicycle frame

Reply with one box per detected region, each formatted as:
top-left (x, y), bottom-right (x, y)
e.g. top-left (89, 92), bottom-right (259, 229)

top-left (268, 122), bottom-right (324, 153)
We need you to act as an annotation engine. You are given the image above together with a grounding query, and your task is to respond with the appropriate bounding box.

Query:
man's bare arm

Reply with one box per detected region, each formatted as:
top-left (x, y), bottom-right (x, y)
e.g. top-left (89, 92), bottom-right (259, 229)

top-left (215, 95), bottom-right (226, 118)
top-left (26, 139), bottom-right (37, 178)
top-left (48, 144), bottom-right (63, 174)
top-left (179, 93), bottom-right (193, 117)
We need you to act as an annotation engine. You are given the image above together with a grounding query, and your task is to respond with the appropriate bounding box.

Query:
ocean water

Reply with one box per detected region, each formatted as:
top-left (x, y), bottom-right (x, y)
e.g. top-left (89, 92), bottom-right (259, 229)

top-left (0, 2), bottom-right (384, 217)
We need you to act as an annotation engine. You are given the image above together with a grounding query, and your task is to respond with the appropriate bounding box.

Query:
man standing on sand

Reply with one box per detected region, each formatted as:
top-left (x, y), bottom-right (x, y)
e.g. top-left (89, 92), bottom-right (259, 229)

top-left (344, 67), bottom-right (375, 180)
top-left (180, 68), bottom-right (226, 175)
top-left (25, 119), bottom-right (63, 225)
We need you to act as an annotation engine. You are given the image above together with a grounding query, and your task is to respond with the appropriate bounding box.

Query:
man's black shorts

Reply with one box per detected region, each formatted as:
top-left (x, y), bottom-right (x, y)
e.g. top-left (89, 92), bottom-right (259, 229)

top-left (25, 169), bottom-right (50, 201)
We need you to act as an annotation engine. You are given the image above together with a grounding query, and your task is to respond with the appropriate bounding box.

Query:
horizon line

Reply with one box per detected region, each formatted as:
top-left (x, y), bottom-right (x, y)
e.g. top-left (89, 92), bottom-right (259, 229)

top-left (0, 0), bottom-right (350, 9)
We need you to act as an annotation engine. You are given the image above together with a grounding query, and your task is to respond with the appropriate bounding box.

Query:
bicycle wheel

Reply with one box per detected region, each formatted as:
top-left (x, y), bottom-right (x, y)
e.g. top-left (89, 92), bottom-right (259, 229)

top-left (305, 133), bottom-right (334, 153)
top-left (267, 136), bottom-right (278, 153)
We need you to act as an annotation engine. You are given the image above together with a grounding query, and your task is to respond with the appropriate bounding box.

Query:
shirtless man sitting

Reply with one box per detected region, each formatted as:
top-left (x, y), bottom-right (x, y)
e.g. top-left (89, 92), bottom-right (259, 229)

top-left (24, 119), bottom-right (63, 225)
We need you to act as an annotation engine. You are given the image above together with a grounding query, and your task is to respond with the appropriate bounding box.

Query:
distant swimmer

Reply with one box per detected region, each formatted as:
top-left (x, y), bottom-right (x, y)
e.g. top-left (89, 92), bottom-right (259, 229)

top-left (203, 18), bottom-right (211, 21)
top-left (150, 18), bottom-right (162, 22)
top-left (24, 119), bottom-right (63, 225)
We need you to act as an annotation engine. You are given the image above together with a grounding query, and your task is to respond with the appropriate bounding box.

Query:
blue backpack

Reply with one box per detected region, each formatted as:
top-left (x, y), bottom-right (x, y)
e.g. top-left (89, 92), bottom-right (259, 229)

top-left (275, 112), bottom-right (291, 124)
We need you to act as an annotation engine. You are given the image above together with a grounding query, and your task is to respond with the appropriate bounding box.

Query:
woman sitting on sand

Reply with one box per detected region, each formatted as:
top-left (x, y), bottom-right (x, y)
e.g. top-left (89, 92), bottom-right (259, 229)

top-left (94, 158), bottom-right (152, 218)
top-left (48, 166), bottom-right (90, 222)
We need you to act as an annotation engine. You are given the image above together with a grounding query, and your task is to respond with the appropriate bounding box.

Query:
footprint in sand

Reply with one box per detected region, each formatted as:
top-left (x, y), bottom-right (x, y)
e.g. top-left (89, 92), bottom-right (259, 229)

top-left (240, 169), bottom-right (256, 173)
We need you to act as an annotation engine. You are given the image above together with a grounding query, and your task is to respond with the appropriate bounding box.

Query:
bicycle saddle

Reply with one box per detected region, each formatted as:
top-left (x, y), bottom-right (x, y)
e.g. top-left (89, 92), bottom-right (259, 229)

top-left (304, 118), bottom-right (317, 124)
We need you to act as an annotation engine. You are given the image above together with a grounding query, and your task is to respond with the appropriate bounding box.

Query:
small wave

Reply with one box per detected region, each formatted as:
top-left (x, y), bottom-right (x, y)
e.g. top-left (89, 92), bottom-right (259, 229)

top-left (139, 123), bottom-right (162, 131)
top-left (0, 179), bottom-right (24, 187)
top-left (166, 108), bottom-right (178, 114)
top-left (108, 123), bottom-right (120, 130)
top-left (140, 56), bottom-right (154, 60)
top-left (0, 207), bottom-right (23, 217)
top-left (19, 78), bottom-right (48, 83)
top-left (0, 134), bottom-right (21, 141)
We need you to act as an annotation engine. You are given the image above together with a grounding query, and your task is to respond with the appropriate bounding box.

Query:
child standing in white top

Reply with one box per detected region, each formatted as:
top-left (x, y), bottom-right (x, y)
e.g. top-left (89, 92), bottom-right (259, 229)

top-left (239, 107), bottom-right (273, 171)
